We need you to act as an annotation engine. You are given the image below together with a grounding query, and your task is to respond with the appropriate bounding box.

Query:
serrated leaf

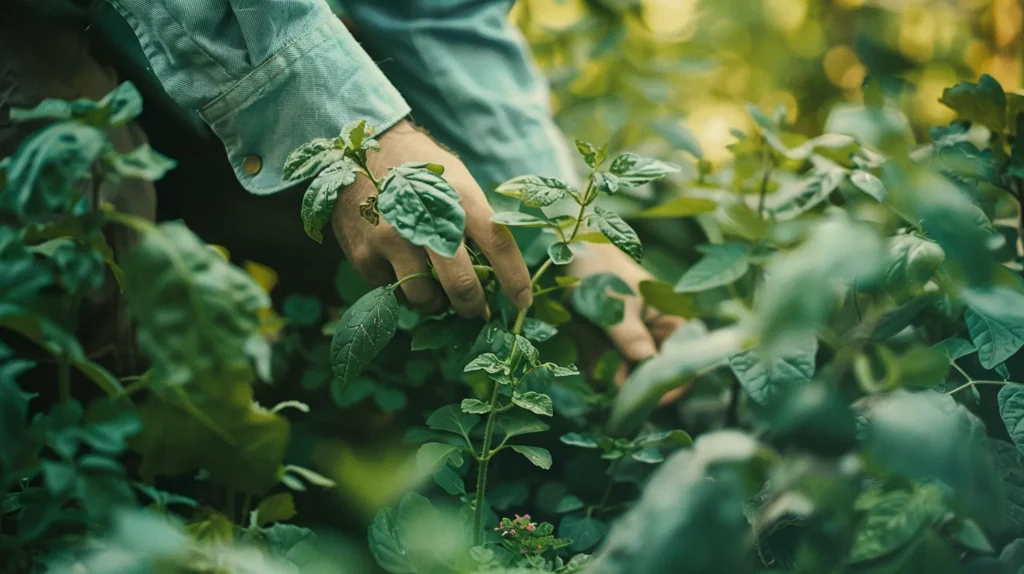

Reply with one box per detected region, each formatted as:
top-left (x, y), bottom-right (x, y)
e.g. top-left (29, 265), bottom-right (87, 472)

top-left (461, 398), bottom-right (491, 414)
top-left (283, 138), bottom-right (343, 181)
top-left (728, 336), bottom-right (818, 404)
top-left (109, 144), bottom-right (177, 181)
top-left (608, 153), bottom-right (680, 187)
top-left (426, 405), bottom-right (480, 438)
top-left (490, 211), bottom-right (552, 228)
top-left (123, 222), bottom-right (269, 386)
top-left (639, 280), bottom-right (696, 317)
top-left (301, 157), bottom-right (359, 243)
top-left (966, 307), bottom-right (1024, 370)
top-left (674, 243), bottom-right (750, 293)
top-left (548, 242), bottom-right (574, 264)
top-left (495, 175), bottom-right (573, 208)
top-left (572, 272), bottom-right (632, 327)
top-left (511, 445), bottom-right (552, 469)
top-left (512, 391), bottom-right (553, 416)
top-left (631, 196), bottom-right (717, 219)
top-left (939, 74), bottom-right (1006, 131)
top-left (379, 163), bottom-right (466, 258)
top-left (416, 442), bottom-right (464, 475)
top-left (594, 206), bottom-right (642, 262)
top-left (330, 286), bottom-right (399, 395)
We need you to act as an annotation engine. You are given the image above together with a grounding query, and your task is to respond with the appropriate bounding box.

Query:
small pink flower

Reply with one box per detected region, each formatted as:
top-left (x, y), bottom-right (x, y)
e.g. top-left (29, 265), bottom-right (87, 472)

top-left (536, 545), bottom-right (542, 550)
top-left (523, 514), bottom-right (531, 520)
top-left (510, 529), bottom-right (516, 535)
top-left (526, 524), bottom-right (535, 532)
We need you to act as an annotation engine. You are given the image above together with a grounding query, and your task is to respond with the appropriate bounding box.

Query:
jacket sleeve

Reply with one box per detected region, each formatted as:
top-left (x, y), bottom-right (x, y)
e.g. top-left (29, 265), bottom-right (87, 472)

top-left (107, 0), bottom-right (411, 195)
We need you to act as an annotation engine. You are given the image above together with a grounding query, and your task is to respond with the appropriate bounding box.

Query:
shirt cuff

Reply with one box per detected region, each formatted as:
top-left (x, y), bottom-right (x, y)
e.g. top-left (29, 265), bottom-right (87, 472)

top-left (200, 15), bottom-right (410, 195)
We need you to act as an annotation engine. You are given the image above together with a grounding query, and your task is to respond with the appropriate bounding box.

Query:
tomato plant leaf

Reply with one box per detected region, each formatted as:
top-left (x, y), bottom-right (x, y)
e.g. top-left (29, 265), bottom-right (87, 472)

top-left (511, 445), bottom-right (552, 469)
top-left (300, 157), bottom-right (358, 243)
top-left (330, 286), bottom-right (400, 395)
top-left (282, 138), bottom-right (343, 181)
top-left (608, 152), bottom-right (680, 187)
top-left (594, 206), bottom-right (642, 262)
top-left (379, 163), bottom-right (466, 258)
top-left (727, 336), bottom-right (818, 405)
top-left (495, 175), bottom-right (573, 208)
top-left (512, 391), bottom-right (553, 417)
top-left (572, 272), bottom-right (632, 327)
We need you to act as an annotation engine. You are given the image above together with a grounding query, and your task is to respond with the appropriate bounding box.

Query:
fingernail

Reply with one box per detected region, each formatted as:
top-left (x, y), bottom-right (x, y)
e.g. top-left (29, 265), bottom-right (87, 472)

top-left (628, 340), bottom-right (657, 362)
top-left (515, 286), bottom-right (533, 309)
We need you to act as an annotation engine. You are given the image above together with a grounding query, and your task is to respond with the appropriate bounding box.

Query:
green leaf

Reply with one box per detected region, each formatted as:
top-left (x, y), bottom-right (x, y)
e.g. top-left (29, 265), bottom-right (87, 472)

top-left (512, 391), bottom-right (554, 416)
top-left (379, 163), bottom-right (466, 258)
top-left (651, 119), bottom-right (703, 158)
top-left (339, 119), bottom-right (375, 152)
top-left (495, 175), bottom-right (573, 208)
top-left (496, 410), bottom-right (549, 439)
top-left (637, 429), bottom-right (693, 449)
top-left (461, 398), bottom-right (491, 414)
top-left (849, 488), bottom-right (930, 563)
top-left (594, 206), bottom-right (643, 262)
top-left (511, 445), bottom-right (552, 469)
top-left (109, 144), bottom-right (177, 181)
top-left (939, 74), bottom-right (1007, 132)
top-left (548, 242), bottom-right (574, 265)
top-left (851, 170), bottom-right (887, 201)
top-left (934, 337), bottom-right (976, 361)
top-left (639, 280), bottom-right (696, 317)
top-left (544, 363), bottom-right (580, 377)
top-left (727, 336), bottom-right (818, 405)
top-left (611, 327), bottom-right (744, 434)
top-left (999, 386), bottom-right (1024, 453)
top-left (433, 464), bottom-right (465, 496)
top-left (100, 81), bottom-right (145, 127)
top-left (713, 201), bottom-right (767, 241)
top-left (988, 439), bottom-right (1024, 539)
top-left (300, 157), bottom-right (358, 243)
top-left (674, 243), bottom-right (750, 293)
top-left (572, 272), bottom-right (633, 327)
top-left (966, 307), bottom-right (1024, 370)
top-left (416, 442), bottom-right (464, 475)
top-left (330, 286), bottom-right (400, 395)
top-left (766, 165), bottom-right (845, 221)
top-left (331, 376), bottom-right (373, 407)
top-left (368, 505), bottom-right (415, 574)
top-left (464, 353), bottom-right (507, 375)
top-left (282, 294), bottom-right (322, 327)
top-left (10, 81), bottom-right (143, 128)
top-left (374, 386), bottom-right (407, 412)
top-left (4, 123), bottom-right (106, 223)
top-left (426, 404), bottom-right (480, 438)
top-left (255, 492), bottom-right (297, 526)
top-left (884, 234), bottom-right (945, 301)
top-left (123, 222), bottom-right (269, 386)
top-left (560, 513), bottom-right (609, 552)
top-left (608, 153), bottom-right (680, 187)
top-left (592, 171), bottom-right (622, 194)
top-left (575, 140), bottom-right (608, 169)
top-left (555, 495), bottom-right (586, 513)
top-left (261, 523), bottom-right (315, 557)
top-left (560, 432), bottom-right (599, 448)
top-left (521, 318), bottom-right (557, 342)
top-left (282, 138), bottom-right (343, 181)
top-left (490, 211), bottom-right (552, 228)
top-left (0, 228), bottom-right (53, 304)
top-left (630, 196), bottom-right (718, 219)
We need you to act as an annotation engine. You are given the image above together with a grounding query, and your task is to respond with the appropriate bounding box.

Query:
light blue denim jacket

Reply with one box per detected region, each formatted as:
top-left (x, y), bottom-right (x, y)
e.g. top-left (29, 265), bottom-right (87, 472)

top-left (106, 0), bottom-right (579, 210)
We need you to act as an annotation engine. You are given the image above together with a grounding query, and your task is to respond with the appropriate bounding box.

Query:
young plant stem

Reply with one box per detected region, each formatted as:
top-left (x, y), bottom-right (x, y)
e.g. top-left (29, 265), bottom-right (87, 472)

top-left (945, 379), bottom-right (1011, 395)
top-left (757, 149), bottom-right (774, 217)
top-left (596, 458), bottom-right (622, 512)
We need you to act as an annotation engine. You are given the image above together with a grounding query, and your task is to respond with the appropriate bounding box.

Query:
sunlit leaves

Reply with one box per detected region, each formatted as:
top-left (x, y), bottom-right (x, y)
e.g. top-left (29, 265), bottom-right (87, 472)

top-left (330, 286), bottom-right (399, 395)
top-left (594, 206), bottom-right (642, 262)
top-left (495, 175), bottom-right (573, 208)
top-left (379, 163), bottom-right (466, 258)
top-left (416, 443), bottom-right (464, 475)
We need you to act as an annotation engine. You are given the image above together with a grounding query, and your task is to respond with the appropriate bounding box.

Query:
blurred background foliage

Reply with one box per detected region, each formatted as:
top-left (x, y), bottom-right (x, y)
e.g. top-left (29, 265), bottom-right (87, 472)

top-left (513, 0), bottom-right (1023, 163)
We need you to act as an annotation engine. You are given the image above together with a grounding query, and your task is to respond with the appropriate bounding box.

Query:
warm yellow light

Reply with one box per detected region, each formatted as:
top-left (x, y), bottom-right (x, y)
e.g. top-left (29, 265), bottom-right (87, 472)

top-left (912, 66), bottom-right (958, 126)
top-left (763, 0), bottom-right (808, 32)
top-left (823, 45), bottom-right (866, 89)
top-left (994, 0), bottom-right (1024, 49)
top-left (898, 5), bottom-right (936, 63)
top-left (686, 102), bottom-right (752, 164)
top-left (834, 0), bottom-right (864, 8)
top-left (642, 0), bottom-right (700, 41)
top-left (518, 0), bottom-right (586, 32)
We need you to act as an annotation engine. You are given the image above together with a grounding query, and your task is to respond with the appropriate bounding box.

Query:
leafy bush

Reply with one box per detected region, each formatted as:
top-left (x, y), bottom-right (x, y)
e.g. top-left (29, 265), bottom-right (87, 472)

top-left (6, 69), bottom-right (1024, 574)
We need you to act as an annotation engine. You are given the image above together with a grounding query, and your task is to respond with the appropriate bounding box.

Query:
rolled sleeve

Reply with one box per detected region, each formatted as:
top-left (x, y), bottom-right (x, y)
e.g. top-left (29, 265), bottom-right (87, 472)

top-left (108, 0), bottom-right (410, 195)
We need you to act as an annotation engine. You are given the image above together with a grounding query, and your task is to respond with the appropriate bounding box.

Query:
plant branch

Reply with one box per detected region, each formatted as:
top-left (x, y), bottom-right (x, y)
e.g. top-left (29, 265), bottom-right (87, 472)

top-left (945, 379), bottom-right (1011, 395)
top-left (472, 381), bottom-right (503, 545)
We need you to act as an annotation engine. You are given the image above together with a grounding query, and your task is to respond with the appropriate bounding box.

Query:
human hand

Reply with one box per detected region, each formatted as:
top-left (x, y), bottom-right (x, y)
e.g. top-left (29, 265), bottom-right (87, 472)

top-left (567, 242), bottom-right (688, 401)
top-left (330, 120), bottom-right (532, 319)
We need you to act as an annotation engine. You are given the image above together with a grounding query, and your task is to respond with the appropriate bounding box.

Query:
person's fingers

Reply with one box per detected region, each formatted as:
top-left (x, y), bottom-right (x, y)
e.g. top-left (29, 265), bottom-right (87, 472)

top-left (466, 203), bottom-right (533, 309)
top-left (347, 247), bottom-right (395, 287)
top-left (387, 243), bottom-right (445, 312)
top-left (607, 297), bottom-right (658, 363)
top-left (646, 312), bottom-right (686, 347)
top-left (427, 244), bottom-right (489, 319)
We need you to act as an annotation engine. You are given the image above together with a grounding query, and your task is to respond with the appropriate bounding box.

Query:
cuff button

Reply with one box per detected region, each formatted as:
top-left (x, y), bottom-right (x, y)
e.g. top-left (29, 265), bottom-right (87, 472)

top-left (243, 155), bottom-right (263, 175)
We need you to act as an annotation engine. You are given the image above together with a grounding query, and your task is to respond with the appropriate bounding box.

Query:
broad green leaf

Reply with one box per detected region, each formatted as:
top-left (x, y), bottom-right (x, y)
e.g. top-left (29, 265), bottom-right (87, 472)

top-left (988, 439), bottom-right (1024, 539)
top-left (999, 386), bottom-right (1024, 454)
top-left (555, 495), bottom-right (586, 513)
top-left (490, 211), bottom-right (552, 228)
top-left (261, 523), bottom-right (315, 557)
top-left (5, 123), bottom-right (106, 223)
top-left (521, 318), bottom-right (557, 342)
top-left (300, 157), bottom-right (358, 243)
top-left (572, 272), bottom-right (632, 327)
top-left (850, 170), bottom-right (887, 202)
top-left (464, 353), bottom-right (507, 375)
top-left (674, 243), bottom-right (750, 293)
top-left (496, 410), bottom-right (549, 439)
top-left (848, 488), bottom-right (931, 563)
top-left (594, 206), bottom-right (642, 262)
top-left (884, 234), bottom-right (945, 301)
top-left (560, 513), bottom-right (608, 551)
top-left (727, 336), bottom-right (818, 405)
top-left (639, 280), bottom-right (696, 317)
top-left (495, 175), bottom-right (573, 208)
top-left (379, 163), bottom-right (466, 258)
top-left (560, 433), bottom-right (599, 449)
top-left (282, 138), bottom-right (343, 181)
top-left (630, 196), bottom-right (717, 219)
top-left (575, 140), bottom-right (607, 169)
top-left (123, 222), bottom-right (269, 387)
top-left (766, 165), bottom-right (845, 221)
top-left (10, 81), bottom-right (142, 127)
top-left (368, 506), bottom-right (416, 574)
top-left (611, 327), bottom-right (745, 434)
top-left (255, 492), bottom-right (296, 526)
top-left (0, 228), bottom-right (53, 304)
top-left (966, 307), bottom-right (1024, 370)
top-left (109, 144), bottom-right (177, 181)
top-left (330, 286), bottom-right (400, 394)
top-left (608, 153), bottom-right (680, 187)
top-left (592, 171), bottom-right (622, 194)
top-left (548, 242), bottom-right (574, 264)
top-left (933, 337), bottom-right (976, 361)
top-left (433, 464), bottom-right (465, 496)
top-left (100, 81), bottom-right (145, 127)
top-left (713, 201), bottom-right (767, 241)
top-left (651, 119), bottom-right (703, 158)
top-left (416, 443), bottom-right (464, 475)
top-left (461, 398), bottom-right (491, 414)
top-left (512, 391), bottom-right (554, 416)
top-left (511, 445), bottom-right (552, 469)
top-left (426, 404), bottom-right (480, 439)
top-left (939, 74), bottom-right (1007, 132)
